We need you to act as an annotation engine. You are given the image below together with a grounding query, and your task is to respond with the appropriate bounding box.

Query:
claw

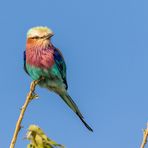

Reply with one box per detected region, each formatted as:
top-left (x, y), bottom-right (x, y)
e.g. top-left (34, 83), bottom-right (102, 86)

top-left (30, 92), bottom-right (39, 100)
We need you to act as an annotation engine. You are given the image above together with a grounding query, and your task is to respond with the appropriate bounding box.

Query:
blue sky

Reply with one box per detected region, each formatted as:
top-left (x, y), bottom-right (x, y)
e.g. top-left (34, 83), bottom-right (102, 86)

top-left (0, 0), bottom-right (148, 147)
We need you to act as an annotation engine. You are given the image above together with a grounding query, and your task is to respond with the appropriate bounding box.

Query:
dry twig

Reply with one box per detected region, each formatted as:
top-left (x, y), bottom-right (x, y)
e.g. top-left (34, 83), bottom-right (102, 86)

top-left (140, 123), bottom-right (148, 148)
top-left (10, 79), bottom-right (42, 148)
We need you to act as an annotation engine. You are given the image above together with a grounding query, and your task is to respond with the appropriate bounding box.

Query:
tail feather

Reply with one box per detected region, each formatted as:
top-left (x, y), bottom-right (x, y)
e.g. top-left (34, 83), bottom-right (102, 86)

top-left (76, 112), bottom-right (93, 132)
top-left (59, 93), bottom-right (93, 132)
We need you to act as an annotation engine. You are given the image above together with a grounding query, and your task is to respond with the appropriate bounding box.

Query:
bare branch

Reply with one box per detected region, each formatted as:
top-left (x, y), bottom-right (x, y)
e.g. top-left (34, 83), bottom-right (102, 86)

top-left (140, 123), bottom-right (148, 148)
top-left (10, 79), bottom-right (42, 148)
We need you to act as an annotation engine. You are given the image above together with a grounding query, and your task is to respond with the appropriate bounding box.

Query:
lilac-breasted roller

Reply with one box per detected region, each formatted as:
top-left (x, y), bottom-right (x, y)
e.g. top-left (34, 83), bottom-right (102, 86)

top-left (24, 26), bottom-right (93, 132)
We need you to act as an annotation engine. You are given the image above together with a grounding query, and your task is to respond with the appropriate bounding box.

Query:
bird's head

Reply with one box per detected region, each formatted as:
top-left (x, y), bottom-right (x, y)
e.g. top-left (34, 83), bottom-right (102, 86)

top-left (27, 26), bottom-right (54, 40)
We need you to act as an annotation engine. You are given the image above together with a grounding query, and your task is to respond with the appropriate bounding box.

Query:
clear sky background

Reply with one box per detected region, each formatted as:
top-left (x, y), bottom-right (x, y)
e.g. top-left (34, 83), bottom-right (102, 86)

top-left (0, 0), bottom-right (148, 147)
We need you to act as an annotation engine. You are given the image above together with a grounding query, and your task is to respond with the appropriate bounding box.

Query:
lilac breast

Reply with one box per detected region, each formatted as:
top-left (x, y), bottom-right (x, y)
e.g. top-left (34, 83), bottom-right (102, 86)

top-left (26, 45), bottom-right (55, 69)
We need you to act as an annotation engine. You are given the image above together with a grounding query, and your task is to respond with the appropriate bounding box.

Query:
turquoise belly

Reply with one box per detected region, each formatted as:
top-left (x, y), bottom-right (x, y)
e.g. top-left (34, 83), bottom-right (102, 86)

top-left (26, 64), bottom-right (64, 91)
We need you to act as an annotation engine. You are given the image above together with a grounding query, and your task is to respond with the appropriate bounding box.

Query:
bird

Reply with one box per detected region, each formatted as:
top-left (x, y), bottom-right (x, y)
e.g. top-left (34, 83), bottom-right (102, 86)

top-left (26, 124), bottom-right (64, 148)
top-left (24, 26), bottom-right (93, 132)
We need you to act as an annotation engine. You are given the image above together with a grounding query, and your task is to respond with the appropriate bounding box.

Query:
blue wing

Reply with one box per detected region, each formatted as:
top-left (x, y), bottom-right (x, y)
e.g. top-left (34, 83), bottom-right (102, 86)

top-left (23, 51), bottom-right (30, 75)
top-left (54, 47), bottom-right (68, 89)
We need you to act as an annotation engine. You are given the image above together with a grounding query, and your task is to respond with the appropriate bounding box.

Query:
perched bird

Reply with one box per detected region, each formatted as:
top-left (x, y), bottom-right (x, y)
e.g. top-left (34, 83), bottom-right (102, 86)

top-left (26, 124), bottom-right (64, 148)
top-left (24, 26), bottom-right (93, 132)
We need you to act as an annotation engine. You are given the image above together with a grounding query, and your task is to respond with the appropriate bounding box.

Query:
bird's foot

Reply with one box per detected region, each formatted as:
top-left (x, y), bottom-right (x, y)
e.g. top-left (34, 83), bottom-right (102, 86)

top-left (30, 92), bottom-right (39, 100)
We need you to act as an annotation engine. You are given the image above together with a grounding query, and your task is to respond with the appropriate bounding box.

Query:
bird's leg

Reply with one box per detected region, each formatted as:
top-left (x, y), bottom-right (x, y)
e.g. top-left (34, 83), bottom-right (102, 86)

top-left (29, 77), bottom-right (45, 101)
top-left (30, 91), bottom-right (39, 100)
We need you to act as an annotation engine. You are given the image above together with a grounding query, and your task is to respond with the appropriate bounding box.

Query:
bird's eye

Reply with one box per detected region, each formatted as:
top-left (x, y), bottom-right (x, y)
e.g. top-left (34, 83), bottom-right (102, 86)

top-left (40, 36), bottom-right (44, 39)
top-left (31, 36), bottom-right (40, 39)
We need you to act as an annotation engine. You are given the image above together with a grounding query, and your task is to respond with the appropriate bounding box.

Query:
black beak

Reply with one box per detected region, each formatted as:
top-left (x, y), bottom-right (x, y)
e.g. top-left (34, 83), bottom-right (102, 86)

top-left (45, 34), bottom-right (53, 40)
